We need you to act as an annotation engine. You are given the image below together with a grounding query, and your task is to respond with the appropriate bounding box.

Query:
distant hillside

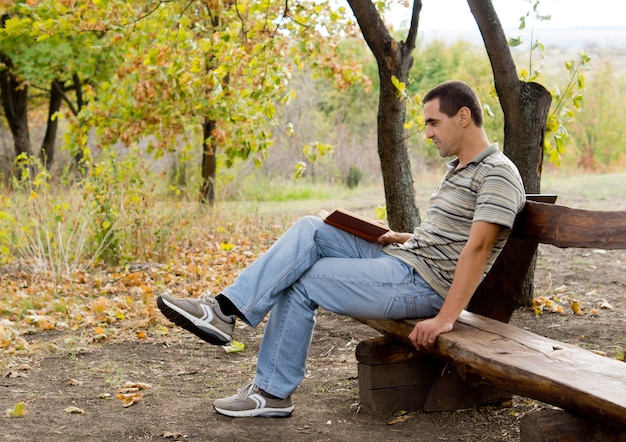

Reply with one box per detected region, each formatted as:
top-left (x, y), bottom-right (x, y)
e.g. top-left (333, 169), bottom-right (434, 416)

top-left (421, 26), bottom-right (626, 72)
top-left (423, 26), bottom-right (626, 49)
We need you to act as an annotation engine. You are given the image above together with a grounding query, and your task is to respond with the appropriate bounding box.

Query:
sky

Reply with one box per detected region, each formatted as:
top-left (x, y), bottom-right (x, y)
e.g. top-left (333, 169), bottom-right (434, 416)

top-left (391, 0), bottom-right (626, 32)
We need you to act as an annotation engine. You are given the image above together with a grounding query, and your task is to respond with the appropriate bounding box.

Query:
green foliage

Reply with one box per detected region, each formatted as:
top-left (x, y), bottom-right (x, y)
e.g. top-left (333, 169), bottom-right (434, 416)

top-left (566, 62), bottom-right (626, 170)
top-left (0, 1), bottom-right (121, 104)
top-left (346, 165), bottom-right (363, 189)
top-left (3, 153), bottom-right (114, 274)
top-left (543, 53), bottom-right (590, 166)
top-left (508, 0), bottom-right (590, 167)
top-left (0, 148), bottom-right (172, 274)
top-left (55, 0), bottom-right (365, 178)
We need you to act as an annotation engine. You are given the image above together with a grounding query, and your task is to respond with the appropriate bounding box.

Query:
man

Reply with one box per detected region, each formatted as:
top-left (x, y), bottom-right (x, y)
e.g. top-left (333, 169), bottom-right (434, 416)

top-left (157, 80), bottom-right (526, 418)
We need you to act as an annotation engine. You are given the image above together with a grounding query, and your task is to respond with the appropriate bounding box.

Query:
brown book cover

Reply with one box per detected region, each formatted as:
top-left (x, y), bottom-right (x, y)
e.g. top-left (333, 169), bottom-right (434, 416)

top-left (323, 208), bottom-right (389, 242)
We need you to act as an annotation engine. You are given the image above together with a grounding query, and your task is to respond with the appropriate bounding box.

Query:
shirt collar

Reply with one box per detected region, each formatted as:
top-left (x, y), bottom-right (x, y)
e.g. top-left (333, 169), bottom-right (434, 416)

top-left (446, 143), bottom-right (500, 173)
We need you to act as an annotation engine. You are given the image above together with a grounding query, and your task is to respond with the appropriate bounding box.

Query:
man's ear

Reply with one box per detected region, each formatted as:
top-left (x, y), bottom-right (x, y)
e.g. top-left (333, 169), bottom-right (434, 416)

top-left (457, 107), bottom-right (472, 127)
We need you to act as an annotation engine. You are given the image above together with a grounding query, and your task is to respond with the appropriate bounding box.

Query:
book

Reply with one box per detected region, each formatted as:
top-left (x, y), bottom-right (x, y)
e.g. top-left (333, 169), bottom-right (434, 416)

top-left (323, 208), bottom-right (389, 242)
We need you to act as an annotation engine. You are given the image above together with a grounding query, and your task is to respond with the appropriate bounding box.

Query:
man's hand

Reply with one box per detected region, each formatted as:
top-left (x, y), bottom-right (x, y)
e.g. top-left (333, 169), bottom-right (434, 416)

top-left (377, 230), bottom-right (412, 245)
top-left (408, 316), bottom-right (454, 351)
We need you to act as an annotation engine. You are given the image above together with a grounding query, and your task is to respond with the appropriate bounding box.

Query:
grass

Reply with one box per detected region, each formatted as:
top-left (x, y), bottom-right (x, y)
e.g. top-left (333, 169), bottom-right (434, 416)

top-left (3, 168), bottom-right (625, 278)
top-left (540, 171), bottom-right (626, 210)
top-left (222, 169), bottom-right (626, 218)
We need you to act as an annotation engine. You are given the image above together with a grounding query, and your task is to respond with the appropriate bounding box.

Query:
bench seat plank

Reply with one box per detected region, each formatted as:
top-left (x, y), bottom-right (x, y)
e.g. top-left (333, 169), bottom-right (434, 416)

top-left (360, 311), bottom-right (626, 430)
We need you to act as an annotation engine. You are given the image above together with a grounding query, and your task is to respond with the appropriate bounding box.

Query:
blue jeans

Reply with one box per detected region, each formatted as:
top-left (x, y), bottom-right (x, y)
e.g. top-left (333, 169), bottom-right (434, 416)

top-left (222, 216), bottom-right (443, 399)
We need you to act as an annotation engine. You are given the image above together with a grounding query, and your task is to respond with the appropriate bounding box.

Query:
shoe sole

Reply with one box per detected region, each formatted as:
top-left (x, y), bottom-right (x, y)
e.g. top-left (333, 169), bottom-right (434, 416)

top-left (213, 404), bottom-right (294, 418)
top-left (157, 295), bottom-right (231, 346)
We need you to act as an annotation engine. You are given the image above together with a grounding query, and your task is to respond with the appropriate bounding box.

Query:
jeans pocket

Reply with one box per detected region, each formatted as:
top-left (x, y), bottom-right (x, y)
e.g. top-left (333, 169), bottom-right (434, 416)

top-left (384, 291), bottom-right (443, 320)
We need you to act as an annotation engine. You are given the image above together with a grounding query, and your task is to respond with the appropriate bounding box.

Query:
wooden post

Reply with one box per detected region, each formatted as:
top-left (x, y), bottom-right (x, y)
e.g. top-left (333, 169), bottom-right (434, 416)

top-left (356, 337), bottom-right (511, 414)
top-left (356, 337), bottom-right (442, 413)
top-left (520, 409), bottom-right (626, 442)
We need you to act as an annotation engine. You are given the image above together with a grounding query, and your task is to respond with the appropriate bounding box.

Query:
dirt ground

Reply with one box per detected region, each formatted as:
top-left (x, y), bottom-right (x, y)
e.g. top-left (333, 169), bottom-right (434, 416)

top-left (1, 242), bottom-right (624, 442)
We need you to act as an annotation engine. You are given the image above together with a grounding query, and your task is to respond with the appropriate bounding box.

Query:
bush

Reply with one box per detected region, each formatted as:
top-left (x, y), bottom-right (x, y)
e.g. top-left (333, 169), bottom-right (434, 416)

top-left (346, 165), bottom-right (363, 189)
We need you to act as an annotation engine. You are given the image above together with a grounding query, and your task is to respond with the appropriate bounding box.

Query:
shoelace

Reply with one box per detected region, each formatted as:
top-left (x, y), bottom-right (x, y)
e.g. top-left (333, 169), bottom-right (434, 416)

top-left (236, 383), bottom-right (257, 399)
top-left (199, 293), bottom-right (216, 305)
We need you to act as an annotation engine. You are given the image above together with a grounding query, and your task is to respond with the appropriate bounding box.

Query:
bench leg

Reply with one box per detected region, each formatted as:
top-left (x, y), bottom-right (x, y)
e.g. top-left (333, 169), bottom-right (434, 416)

top-left (356, 337), bottom-right (512, 414)
top-left (423, 363), bottom-right (512, 411)
top-left (356, 337), bottom-right (442, 413)
top-left (520, 409), bottom-right (626, 441)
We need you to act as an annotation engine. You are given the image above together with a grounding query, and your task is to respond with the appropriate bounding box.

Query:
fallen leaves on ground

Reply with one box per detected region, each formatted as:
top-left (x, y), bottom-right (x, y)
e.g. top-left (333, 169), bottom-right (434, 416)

top-left (531, 284), bottom-right (616, 318)
top-left (0, 212), bottom-right (289, 356)
top-left (5, 402), bottom-right (28, 418)
top-left (224, 339), bottom-right (245, 353)
top-left (161, 431), bottom-right (187, 439)
top-left (116, 381), bottom-right (153, 408)
top-left (387, 410), bottom-right (413, 425)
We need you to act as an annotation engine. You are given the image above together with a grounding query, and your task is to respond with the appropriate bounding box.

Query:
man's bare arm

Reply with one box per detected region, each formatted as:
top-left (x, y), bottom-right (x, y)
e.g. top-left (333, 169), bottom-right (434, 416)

top-left (408, 221), bottom-right (502, 350)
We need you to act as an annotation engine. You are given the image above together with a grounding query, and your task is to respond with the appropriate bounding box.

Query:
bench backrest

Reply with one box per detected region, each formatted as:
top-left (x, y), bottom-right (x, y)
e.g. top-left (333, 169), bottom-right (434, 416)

top-left (467, 197), bottom-right (626, 322)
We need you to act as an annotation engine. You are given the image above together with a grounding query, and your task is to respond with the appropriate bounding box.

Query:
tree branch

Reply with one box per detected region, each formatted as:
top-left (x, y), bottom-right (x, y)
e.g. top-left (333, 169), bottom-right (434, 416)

top-left (466, 0), bottom-right (520, 113)
top-left (405, 0), bottom-right (422, 52)
top-left (346, 0), bottom-right (392, 59)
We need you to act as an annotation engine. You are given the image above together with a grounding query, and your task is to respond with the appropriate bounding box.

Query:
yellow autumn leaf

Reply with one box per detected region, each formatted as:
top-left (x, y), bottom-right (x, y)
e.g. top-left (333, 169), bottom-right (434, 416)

top-left (220, 242), bottom-right (234, 251)
top-left (571, 300), bottom-right (583, 315)
top-left (154, 325), bottom-right (169, 335)
top-left (5, 402), bottom-right (28, 418)
top-left (224, 339), bottom-right (245, 353)
top-left (64, 406), bottom-right (85, 414)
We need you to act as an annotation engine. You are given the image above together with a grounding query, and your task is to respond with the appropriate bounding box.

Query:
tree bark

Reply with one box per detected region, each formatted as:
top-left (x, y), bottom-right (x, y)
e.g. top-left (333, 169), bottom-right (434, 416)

top-left (346, 0), bottom-right (421, 232)
top-left (467, 0), bottom-right (552, 306)
top-left (467, 0), bottom-right (551, 193)
top-left (200, 116), bottom-right (217, 206)
top-left (0, 52), bottom-right (31, 159)
top-left (41, 80), bottom-right (64, 168)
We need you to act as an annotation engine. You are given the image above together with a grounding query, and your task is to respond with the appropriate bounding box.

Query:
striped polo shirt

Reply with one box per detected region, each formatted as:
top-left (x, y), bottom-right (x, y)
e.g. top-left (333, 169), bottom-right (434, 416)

top-left (384, 144), bottom-right (525, 299)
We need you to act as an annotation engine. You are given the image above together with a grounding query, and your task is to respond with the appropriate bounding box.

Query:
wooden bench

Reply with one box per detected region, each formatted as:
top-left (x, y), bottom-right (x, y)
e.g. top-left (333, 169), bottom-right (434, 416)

top-left (354, 197), bottom-right (626, 435)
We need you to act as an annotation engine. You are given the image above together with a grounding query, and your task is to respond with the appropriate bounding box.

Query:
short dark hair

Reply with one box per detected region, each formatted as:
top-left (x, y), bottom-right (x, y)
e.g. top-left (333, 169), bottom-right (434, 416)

top-left (423, 80), bottom-right (483, 127)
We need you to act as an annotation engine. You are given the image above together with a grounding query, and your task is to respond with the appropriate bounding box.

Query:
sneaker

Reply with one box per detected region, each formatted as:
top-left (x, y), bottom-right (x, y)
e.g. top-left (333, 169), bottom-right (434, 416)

top-left (213, 383), bottom-right (294, 418)
top-left (157, 292), bottom-right (235, 345)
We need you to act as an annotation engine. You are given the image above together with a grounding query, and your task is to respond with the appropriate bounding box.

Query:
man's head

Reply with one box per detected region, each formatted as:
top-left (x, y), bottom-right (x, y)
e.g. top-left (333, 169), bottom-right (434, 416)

top-left (423, 80), bottom-right (483, 128)
top-left (422, 81), bottom-right (490, 162)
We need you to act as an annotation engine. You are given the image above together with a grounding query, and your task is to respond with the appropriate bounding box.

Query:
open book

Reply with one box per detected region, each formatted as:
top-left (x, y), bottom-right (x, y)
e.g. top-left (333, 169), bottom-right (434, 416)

top-left (323, 208), bottom-right (389, 243)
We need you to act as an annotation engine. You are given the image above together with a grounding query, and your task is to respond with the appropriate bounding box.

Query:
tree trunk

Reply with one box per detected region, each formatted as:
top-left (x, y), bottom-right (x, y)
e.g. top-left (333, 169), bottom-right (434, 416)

top-left (346, 0), bottom-right (421, 232)
top-left (200, 116), bottom-right (217, 205)
top-left (467, 0), bottom-right (551, 192)
top-left (68, 74), bottom-right (86, 167)
top-left (0, 52), bottom-right (31, 159)
top-left (41, 79), bottom-right (64, 168)
top-left (377, 62), bottom-right (421, 232)
top-left (467, 0), bottom-right (552, 305)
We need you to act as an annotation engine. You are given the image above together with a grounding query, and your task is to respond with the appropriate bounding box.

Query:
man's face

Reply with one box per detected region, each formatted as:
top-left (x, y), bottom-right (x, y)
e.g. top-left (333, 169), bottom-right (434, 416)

top-left (423, 98), bottom-right (462, 158)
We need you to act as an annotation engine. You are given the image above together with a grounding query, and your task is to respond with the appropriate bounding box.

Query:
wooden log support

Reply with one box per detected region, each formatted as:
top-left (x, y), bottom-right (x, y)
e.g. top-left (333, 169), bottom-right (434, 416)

top-left (520, 409), bottom-right (626, 442)
top-left (355, 337), bottom-right (511, 413)
top-left (355, 337), bottom-right (442, 413)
